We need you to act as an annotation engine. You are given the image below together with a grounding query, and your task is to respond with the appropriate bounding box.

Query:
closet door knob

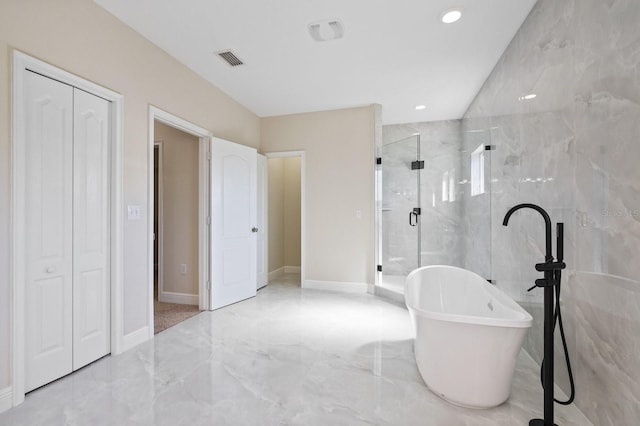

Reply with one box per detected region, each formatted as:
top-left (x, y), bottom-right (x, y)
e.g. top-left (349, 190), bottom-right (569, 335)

top-left (251, 227), bottom-right (258, 233)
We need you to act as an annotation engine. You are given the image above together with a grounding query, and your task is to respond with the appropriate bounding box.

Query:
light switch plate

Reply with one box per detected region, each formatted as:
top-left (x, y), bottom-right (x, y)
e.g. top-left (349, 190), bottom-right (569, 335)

top-left (127, 205), bottom-right (141, 220)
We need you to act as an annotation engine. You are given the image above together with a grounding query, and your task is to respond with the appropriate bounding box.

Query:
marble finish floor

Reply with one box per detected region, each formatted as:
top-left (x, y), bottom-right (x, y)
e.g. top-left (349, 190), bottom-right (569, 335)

top-left (0, 274), bottom-right (591, 425)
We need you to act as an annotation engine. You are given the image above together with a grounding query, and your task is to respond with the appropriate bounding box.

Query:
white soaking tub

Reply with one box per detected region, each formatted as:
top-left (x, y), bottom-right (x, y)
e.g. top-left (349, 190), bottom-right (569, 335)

top-left (405, 265), bottom-right (532, 408)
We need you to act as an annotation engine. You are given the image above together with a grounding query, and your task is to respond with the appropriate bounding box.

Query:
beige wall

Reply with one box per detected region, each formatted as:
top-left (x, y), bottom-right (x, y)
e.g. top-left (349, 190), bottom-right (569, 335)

top-left (154, 122), bottom-right (199, 299)
top-left (283, 158), bottom-right (301, 267)
top-left (262, 106), bottom-right (375, 285)
top-left (267, 158), bottom-right (285, 272)
top-left (267, 157), bottom-right (302, 273)
top-left (0, 0), bottom-right (260, 390)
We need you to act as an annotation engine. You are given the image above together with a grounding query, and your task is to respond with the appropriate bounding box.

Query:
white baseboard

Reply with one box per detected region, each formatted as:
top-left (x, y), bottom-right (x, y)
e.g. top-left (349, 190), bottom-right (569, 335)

top-left (122, 326), bottom-right (151, 352)
top-left (304, 280), bottom-right (369, 293)
top-left (284, 266), bottom-right (301, 273)
top-left (268, 267), bottom-right (284, 282)
top-left (159, 291), bottom-right (198, 305)
top-left (0, 387), bottom-right (13, 413)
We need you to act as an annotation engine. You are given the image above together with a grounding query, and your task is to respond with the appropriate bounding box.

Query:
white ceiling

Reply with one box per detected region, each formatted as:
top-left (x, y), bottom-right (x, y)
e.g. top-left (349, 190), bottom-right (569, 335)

top-left (95, 0), bottom-right (537, 124)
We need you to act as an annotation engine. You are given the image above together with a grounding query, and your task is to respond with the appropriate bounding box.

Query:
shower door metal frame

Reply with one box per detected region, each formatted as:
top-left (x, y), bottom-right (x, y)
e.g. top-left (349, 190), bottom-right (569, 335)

top-left (416, 134), bottom-right (422, 269)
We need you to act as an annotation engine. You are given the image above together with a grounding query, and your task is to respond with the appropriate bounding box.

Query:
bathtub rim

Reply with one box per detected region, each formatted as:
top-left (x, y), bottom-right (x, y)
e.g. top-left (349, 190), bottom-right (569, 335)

top-left (405, 265), bottom-right (533, 329)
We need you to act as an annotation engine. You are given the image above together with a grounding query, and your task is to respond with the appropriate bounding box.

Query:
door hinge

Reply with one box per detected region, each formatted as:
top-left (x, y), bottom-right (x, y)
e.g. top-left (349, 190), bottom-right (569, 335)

top-left (206, 280), bottom-right (211, 291)
top-left (413, 207), bottom-right (421, 215)
top-left (484, 145), bottom-right (495, 151)
top-left (207, 151), bottom-right (211, 160)
top-left (411, 160), bottom-right (425, 170)
top-left (376, 157), bottom-right (382, 165)
top-left (207, 215), bottom-right (211, 225)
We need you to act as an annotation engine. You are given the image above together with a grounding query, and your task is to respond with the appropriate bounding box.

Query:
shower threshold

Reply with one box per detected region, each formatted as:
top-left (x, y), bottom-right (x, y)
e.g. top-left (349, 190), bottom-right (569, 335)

top-left (379, 275), bottom-right (406, 294)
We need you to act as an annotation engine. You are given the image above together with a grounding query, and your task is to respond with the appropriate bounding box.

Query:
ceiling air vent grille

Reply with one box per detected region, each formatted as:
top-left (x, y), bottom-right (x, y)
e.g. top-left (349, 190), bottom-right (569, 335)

top-left (217, 50), bottom-right (244, 67)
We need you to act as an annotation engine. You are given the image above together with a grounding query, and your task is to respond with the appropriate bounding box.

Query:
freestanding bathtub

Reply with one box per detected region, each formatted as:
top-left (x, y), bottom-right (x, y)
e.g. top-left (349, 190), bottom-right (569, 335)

top-left (405, 265), bottom-right (532, 409)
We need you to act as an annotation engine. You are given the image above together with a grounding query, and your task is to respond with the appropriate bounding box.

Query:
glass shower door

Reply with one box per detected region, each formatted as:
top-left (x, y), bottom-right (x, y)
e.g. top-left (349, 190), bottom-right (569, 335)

top-left (380, 135), bottom-right (420, 292)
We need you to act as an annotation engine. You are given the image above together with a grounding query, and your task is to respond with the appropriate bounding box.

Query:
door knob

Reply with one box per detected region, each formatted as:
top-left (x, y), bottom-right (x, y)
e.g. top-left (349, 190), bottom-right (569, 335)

top-left (251, 227), bottom-right (258, 233)
top-left (46, 266), bottom-right (56, 273)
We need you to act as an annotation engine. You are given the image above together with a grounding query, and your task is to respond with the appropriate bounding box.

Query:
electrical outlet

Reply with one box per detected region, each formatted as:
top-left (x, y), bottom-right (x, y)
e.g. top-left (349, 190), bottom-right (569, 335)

top-left (180, 264), bottom-right (187, 275)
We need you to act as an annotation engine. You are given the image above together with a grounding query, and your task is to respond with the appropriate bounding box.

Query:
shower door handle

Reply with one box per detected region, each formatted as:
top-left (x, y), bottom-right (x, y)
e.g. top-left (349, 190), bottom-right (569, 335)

top-left (409, 207), bottom-right (421, 227)
top-left (409, 211), bottom-right (417, 226)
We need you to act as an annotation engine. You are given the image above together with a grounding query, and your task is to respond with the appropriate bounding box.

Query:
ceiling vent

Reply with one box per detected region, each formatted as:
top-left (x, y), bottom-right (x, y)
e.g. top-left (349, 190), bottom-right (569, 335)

top-left (216, 50), bottom-right (244, 67)
top-left (308, 20), bottom-right (344, 42)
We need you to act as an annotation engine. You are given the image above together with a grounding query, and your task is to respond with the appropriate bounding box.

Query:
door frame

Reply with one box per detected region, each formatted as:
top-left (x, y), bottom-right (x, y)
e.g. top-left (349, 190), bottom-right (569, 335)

top-left (153, 142), bottom-right (164, 302)
top-left (148, 107), bottom-right (212, 327)
top-left (10, 51), bottom-right (125, 406)
top-left (264, 151), bottom-right (306, 286)
top-left (256, 154), bottom-right (268, 289)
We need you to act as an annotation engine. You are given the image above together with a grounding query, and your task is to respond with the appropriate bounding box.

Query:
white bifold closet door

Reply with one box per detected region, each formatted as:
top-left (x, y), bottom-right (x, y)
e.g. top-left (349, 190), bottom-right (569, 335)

top-left (24, 71), bottom-right (110, 393)
top-left (72, 87), bottom-right (111, 370)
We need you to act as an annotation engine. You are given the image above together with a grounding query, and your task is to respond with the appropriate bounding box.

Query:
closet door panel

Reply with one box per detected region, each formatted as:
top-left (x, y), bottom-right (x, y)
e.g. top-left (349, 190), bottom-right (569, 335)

top-left (24, 71), bottom-right (74, 392)
top-left (72, 88), bottom-right (111, 370)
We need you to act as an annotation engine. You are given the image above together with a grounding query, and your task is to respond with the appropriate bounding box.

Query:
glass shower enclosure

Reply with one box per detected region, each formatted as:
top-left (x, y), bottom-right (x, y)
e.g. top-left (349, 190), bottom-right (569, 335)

top-left (376, 126), bottom-right (493, 294)
top-left (379, 134), bottom-right (421, 292)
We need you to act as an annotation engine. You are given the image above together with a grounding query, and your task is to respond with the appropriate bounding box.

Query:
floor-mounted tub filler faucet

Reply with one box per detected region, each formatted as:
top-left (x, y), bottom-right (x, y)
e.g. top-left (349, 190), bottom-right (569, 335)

top-left (503, 204), bottom-right (574, 426)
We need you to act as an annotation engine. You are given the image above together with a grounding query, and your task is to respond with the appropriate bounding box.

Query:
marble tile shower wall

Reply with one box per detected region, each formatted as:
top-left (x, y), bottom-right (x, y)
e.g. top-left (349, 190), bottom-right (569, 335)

top-left (462, 0), bottom-right (640, 424)
top-left (414, 121), bottom-right (463, 269)
top-left (459, 124), bottom-right (492, 280)
top-left (382, 121), bottom-right (464, 275)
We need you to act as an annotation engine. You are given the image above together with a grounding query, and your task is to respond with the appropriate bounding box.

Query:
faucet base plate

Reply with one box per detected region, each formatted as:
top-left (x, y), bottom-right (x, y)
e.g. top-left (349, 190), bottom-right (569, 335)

top-left (529, 419), bottom-right (558, 426)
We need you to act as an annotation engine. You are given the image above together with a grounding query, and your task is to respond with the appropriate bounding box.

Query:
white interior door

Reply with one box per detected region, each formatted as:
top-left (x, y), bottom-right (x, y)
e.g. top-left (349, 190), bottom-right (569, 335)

top-left (72, 88), bottom-right (111, 369)
top-left (210, 137), bottom-right (257, 310)
top-left (24, 71), bottom-right (74, 392)
top-left (256, 154), bottom-right (268, 289)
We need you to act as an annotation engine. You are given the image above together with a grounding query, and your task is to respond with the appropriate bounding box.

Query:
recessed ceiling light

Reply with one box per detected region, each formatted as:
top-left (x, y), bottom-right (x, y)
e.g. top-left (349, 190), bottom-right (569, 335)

top-left (518, 93), bottom-right (537, 101)
top-left (415, 105), bottom-right (427, 110)
top-left (441, 10), bottom-right (462, 24)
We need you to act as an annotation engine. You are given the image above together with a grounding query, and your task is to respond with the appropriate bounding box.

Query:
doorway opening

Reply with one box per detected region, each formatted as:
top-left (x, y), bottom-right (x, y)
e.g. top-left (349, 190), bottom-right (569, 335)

top-left (153, 124), bottom-right (200, 333)
top-left (265, 151), bottom-right (305, 287)
top-left (149, 108), bottom-right (212, 335)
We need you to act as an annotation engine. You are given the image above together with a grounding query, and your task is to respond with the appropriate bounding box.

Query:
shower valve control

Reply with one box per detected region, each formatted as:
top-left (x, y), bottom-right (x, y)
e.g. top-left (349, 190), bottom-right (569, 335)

top-left (535, 261), bottom-right (566, 272)
top-left (531, 278), bottom-right (554, 290)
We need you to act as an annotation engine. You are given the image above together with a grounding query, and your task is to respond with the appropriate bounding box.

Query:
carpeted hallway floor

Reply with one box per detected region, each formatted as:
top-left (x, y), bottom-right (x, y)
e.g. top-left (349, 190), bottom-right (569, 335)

top-left (153, 274), bottom-right (201, 334)
top-left (154, 299), bottom-right (201, 334)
